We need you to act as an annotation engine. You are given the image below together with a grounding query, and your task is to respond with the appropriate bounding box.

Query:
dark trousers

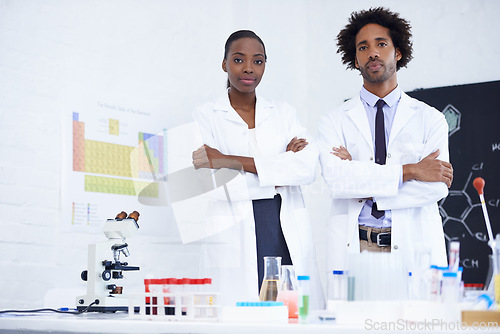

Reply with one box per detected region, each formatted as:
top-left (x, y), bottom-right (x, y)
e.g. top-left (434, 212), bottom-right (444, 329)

top-left (252, 194), bottom-right (293, 291)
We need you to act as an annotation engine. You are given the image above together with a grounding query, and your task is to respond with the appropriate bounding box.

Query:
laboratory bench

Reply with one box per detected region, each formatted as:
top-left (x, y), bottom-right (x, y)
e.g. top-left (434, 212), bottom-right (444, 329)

top-left (0, 312), bottom-right (348, 334)
top-left (1, 311), bottom-right (498, 334)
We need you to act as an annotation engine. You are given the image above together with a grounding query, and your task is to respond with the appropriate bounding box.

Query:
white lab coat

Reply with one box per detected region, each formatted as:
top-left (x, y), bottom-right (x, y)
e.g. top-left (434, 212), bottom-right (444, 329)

top-left (193, 93), bottom-right (325, 309)
top-left (318, 92), bottom-right (449, 273)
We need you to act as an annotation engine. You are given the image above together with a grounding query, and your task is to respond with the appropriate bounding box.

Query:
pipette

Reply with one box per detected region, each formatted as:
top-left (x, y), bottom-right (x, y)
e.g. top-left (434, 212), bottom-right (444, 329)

top-left (473, 177), bottom-right (495, 248)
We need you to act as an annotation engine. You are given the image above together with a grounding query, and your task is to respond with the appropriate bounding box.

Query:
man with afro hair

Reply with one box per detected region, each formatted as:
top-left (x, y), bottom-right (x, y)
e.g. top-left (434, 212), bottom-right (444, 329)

top-left (318, 8), bottom-right (453, 286)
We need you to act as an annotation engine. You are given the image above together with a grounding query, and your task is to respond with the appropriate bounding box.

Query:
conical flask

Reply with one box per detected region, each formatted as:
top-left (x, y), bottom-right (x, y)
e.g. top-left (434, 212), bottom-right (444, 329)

top-left (277, 265), bottom-right (298, 318)
top-left (259, 256), bottom-right (281, 301)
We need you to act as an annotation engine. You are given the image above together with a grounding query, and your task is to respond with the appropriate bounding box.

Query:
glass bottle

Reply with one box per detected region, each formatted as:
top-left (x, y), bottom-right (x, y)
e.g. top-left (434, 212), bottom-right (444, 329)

top-left (259, 256), bottom-right (281, 301)
top-left (276, 265), bottom-right (298, 318)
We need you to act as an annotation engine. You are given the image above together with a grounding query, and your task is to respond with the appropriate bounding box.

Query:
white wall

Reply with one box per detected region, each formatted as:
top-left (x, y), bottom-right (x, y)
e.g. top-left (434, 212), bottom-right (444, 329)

top-left (0, 0), bottom-right (499, 309)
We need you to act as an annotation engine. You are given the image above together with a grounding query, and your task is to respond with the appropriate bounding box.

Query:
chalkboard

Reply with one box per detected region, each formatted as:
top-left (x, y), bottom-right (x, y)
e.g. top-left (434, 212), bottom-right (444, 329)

top-left (407, 81), bottom-right (500, 285)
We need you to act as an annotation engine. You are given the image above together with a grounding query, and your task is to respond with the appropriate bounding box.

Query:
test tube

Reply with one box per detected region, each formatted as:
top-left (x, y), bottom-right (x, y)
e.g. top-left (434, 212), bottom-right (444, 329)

top-left (192, 279), bottom-right (203, 317)
top-left (149, 278), bottom-right (163, 315)
top-left (203, 278), bottom-right (213, 305)
top-left (347, 275), bottom-right (355, 301)
top-left (204, 278), bottom-right (214, 318)
top-left (457, 267), bottom-right (464, 302)
top-left (144, 279), bottom-right (152, 315)
top-left (179, 278), bottom-right (191, 316)
top-left (448, 241), bottom-right (460, 272)
top-left (297, 275), bottom-right (310, 323)
top-left (330, 270), bottom-right (347, 301)
top-left (167, 278), bottom-right (178, 315)
top-left (163, 278), bottom-right (175, 315)
top-left (408, 272), bottom-right (414, 300)
top-left (441, 272), bottom-right (459, 303)
top-left (429, 265), bottom-right (447, 301)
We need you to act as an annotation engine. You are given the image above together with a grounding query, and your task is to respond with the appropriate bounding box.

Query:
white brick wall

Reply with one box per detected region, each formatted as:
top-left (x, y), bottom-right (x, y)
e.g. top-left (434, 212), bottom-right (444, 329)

top-left (0, 0), bottom-right (499, 309)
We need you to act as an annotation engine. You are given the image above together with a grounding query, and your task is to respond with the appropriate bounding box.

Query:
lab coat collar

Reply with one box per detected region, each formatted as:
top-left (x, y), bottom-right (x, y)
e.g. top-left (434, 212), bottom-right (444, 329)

top-left (344, 96), bottom-right (373, 150)
top-left (387, 92), bottom-right (417, 146)
top-left (255, 95), bottom-right (273, 126)
top-left (213, 90), bottom-right (274, 126)
top-left (344, 91), bottom-right (417, 150)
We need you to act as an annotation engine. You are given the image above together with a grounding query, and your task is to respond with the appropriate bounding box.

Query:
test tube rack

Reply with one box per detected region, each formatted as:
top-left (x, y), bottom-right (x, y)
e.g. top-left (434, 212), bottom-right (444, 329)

top-left (127, 292), bottom-right (221, 321)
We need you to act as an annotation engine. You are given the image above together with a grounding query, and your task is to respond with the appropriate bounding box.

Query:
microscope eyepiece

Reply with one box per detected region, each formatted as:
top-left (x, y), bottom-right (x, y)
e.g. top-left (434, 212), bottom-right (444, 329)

top-left (127, 211), bottom-right (140, 222)
top-left (115, 211), bottom-right (127, 220)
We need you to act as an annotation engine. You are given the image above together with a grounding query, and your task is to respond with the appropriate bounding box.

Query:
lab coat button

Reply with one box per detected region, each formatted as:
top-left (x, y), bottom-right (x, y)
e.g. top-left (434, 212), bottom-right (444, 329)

top-left (393, 245), bottom-right (398, 250)
top-left (370, 157), bottom-right (374, 161)
top-left (347, 243), bottom-right (350, 247)
top-left (358, 200), bottom-right (362, 203)
top-left (387, 153), bottom-right (392, 158)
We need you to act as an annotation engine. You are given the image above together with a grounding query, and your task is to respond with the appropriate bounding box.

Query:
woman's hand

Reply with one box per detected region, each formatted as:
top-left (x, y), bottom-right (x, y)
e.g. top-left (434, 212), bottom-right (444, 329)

top-left (331, 145), bottom-right (352, 161)
top-left (286, 136), bottom-right (308, 152)
top-left (192, 144), bottom-right (226, 169)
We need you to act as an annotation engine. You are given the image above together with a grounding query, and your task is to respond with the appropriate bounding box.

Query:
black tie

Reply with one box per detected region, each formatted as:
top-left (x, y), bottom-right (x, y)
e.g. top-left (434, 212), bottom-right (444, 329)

top-left (372, 99), bottom-right (386, 219)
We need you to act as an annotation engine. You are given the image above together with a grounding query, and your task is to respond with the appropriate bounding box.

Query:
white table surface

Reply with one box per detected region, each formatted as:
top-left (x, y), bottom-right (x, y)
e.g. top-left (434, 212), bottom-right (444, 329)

top-left (0, 312), bottom-right (350, 334)
top-left (1, 311), bottom-right (497, 334)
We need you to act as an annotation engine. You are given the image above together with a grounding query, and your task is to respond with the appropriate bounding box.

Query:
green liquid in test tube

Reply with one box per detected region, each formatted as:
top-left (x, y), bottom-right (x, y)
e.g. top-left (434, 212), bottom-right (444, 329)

top-left (299, 295), bottom-right (309, 316)
top-left (297, 275), bottom-right (310, 323)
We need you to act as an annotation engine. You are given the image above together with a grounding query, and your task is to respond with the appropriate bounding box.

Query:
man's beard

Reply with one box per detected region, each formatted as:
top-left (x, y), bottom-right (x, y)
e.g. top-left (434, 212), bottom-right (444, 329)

top-left (359, 57), bottom-right (397, 84)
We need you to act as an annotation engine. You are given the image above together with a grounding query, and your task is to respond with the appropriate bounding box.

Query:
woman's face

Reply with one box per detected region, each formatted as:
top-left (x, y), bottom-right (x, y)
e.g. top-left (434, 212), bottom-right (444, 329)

top-left (223, 37), bottom-right (266, 94)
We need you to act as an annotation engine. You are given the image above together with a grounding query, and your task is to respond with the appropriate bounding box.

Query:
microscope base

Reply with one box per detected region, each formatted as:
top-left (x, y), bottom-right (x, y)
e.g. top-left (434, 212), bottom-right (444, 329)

top-left (76, 305), bottom-right (140, 313)
top-left (76, 294), bottom-right (139, 313)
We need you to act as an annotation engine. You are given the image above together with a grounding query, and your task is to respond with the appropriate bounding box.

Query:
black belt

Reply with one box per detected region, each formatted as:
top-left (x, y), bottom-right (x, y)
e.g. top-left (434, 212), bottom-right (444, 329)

top-left (359, 228), bottom-right (391, 247)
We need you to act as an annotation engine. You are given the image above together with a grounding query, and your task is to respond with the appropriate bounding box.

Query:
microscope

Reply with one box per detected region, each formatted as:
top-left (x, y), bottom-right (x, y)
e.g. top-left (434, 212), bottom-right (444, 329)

top-left (76, 211), bottom-right (141, 312)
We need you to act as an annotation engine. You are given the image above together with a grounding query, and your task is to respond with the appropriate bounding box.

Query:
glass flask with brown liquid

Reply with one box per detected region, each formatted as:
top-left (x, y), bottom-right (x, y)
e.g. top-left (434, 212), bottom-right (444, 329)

top-left (259, 256), bottom-right (281, 301)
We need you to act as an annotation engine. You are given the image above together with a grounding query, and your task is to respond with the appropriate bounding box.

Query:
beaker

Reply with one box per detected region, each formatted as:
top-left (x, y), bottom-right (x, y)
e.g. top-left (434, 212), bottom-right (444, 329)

top-left (277, 265), bottom-right (298, 318)
top-left (259, 256), bottom-right (281, 301)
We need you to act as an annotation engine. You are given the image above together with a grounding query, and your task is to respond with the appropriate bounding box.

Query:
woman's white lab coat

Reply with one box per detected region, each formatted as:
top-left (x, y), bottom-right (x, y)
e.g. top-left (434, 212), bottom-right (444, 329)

top-left (193, 93), bottom-right (324, 309)
top-left (317, 92), bottom-right (449, 273)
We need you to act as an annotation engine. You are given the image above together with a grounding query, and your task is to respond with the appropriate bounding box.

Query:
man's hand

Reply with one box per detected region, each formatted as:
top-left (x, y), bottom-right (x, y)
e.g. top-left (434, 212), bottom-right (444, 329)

top-left (331, 145), bottom-right (352, 161)
top-left (192, 144), bottom-right (226, 169)
top-left (403, 149), bottom-right (454, 187)
top-left (286, 136), bottom-right (308, 152)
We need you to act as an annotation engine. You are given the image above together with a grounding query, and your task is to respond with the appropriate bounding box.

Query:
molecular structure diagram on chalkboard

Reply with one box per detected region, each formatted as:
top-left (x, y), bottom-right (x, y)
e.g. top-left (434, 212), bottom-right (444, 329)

top-left (438, 103), bottom-right (484, 243)
top-left (439, 104), bottom-right (498, 246)
top-left (442, 104), bottom-right (461, 136)
top-left (439, 165), bottom-right (486, 243)
top-left (438, 103), bottom-right (470, 243)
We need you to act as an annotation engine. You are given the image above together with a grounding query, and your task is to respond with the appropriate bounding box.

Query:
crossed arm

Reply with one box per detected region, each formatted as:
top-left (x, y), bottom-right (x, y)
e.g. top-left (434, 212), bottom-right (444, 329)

top-left (192, 137), bottom-right (308, 174)
top-left (332, 146), bottom-right (453, 188)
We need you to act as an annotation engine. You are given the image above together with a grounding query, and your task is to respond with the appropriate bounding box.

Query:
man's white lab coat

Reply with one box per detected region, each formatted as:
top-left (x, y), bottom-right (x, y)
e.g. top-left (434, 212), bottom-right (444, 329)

top-left (318, 92), bottom-right (449, 273)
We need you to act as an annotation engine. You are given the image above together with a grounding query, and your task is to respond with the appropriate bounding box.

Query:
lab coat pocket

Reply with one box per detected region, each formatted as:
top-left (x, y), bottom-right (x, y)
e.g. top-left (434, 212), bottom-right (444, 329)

top-left (395, 141), bottom-right (425, 165)
top-left (327, 213), bottom-right (349, 271)
top-left (329, 199), bottom-right (349, 216)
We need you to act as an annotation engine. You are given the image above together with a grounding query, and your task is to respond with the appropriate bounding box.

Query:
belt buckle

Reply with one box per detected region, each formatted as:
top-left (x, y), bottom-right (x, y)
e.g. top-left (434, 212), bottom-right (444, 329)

top-left (376, 232), bottom-right (390, 247)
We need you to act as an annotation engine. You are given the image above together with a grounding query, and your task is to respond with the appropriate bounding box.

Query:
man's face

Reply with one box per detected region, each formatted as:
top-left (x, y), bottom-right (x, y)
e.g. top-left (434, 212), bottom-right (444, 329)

top-left (354, 23), bottom-right (402, 84)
